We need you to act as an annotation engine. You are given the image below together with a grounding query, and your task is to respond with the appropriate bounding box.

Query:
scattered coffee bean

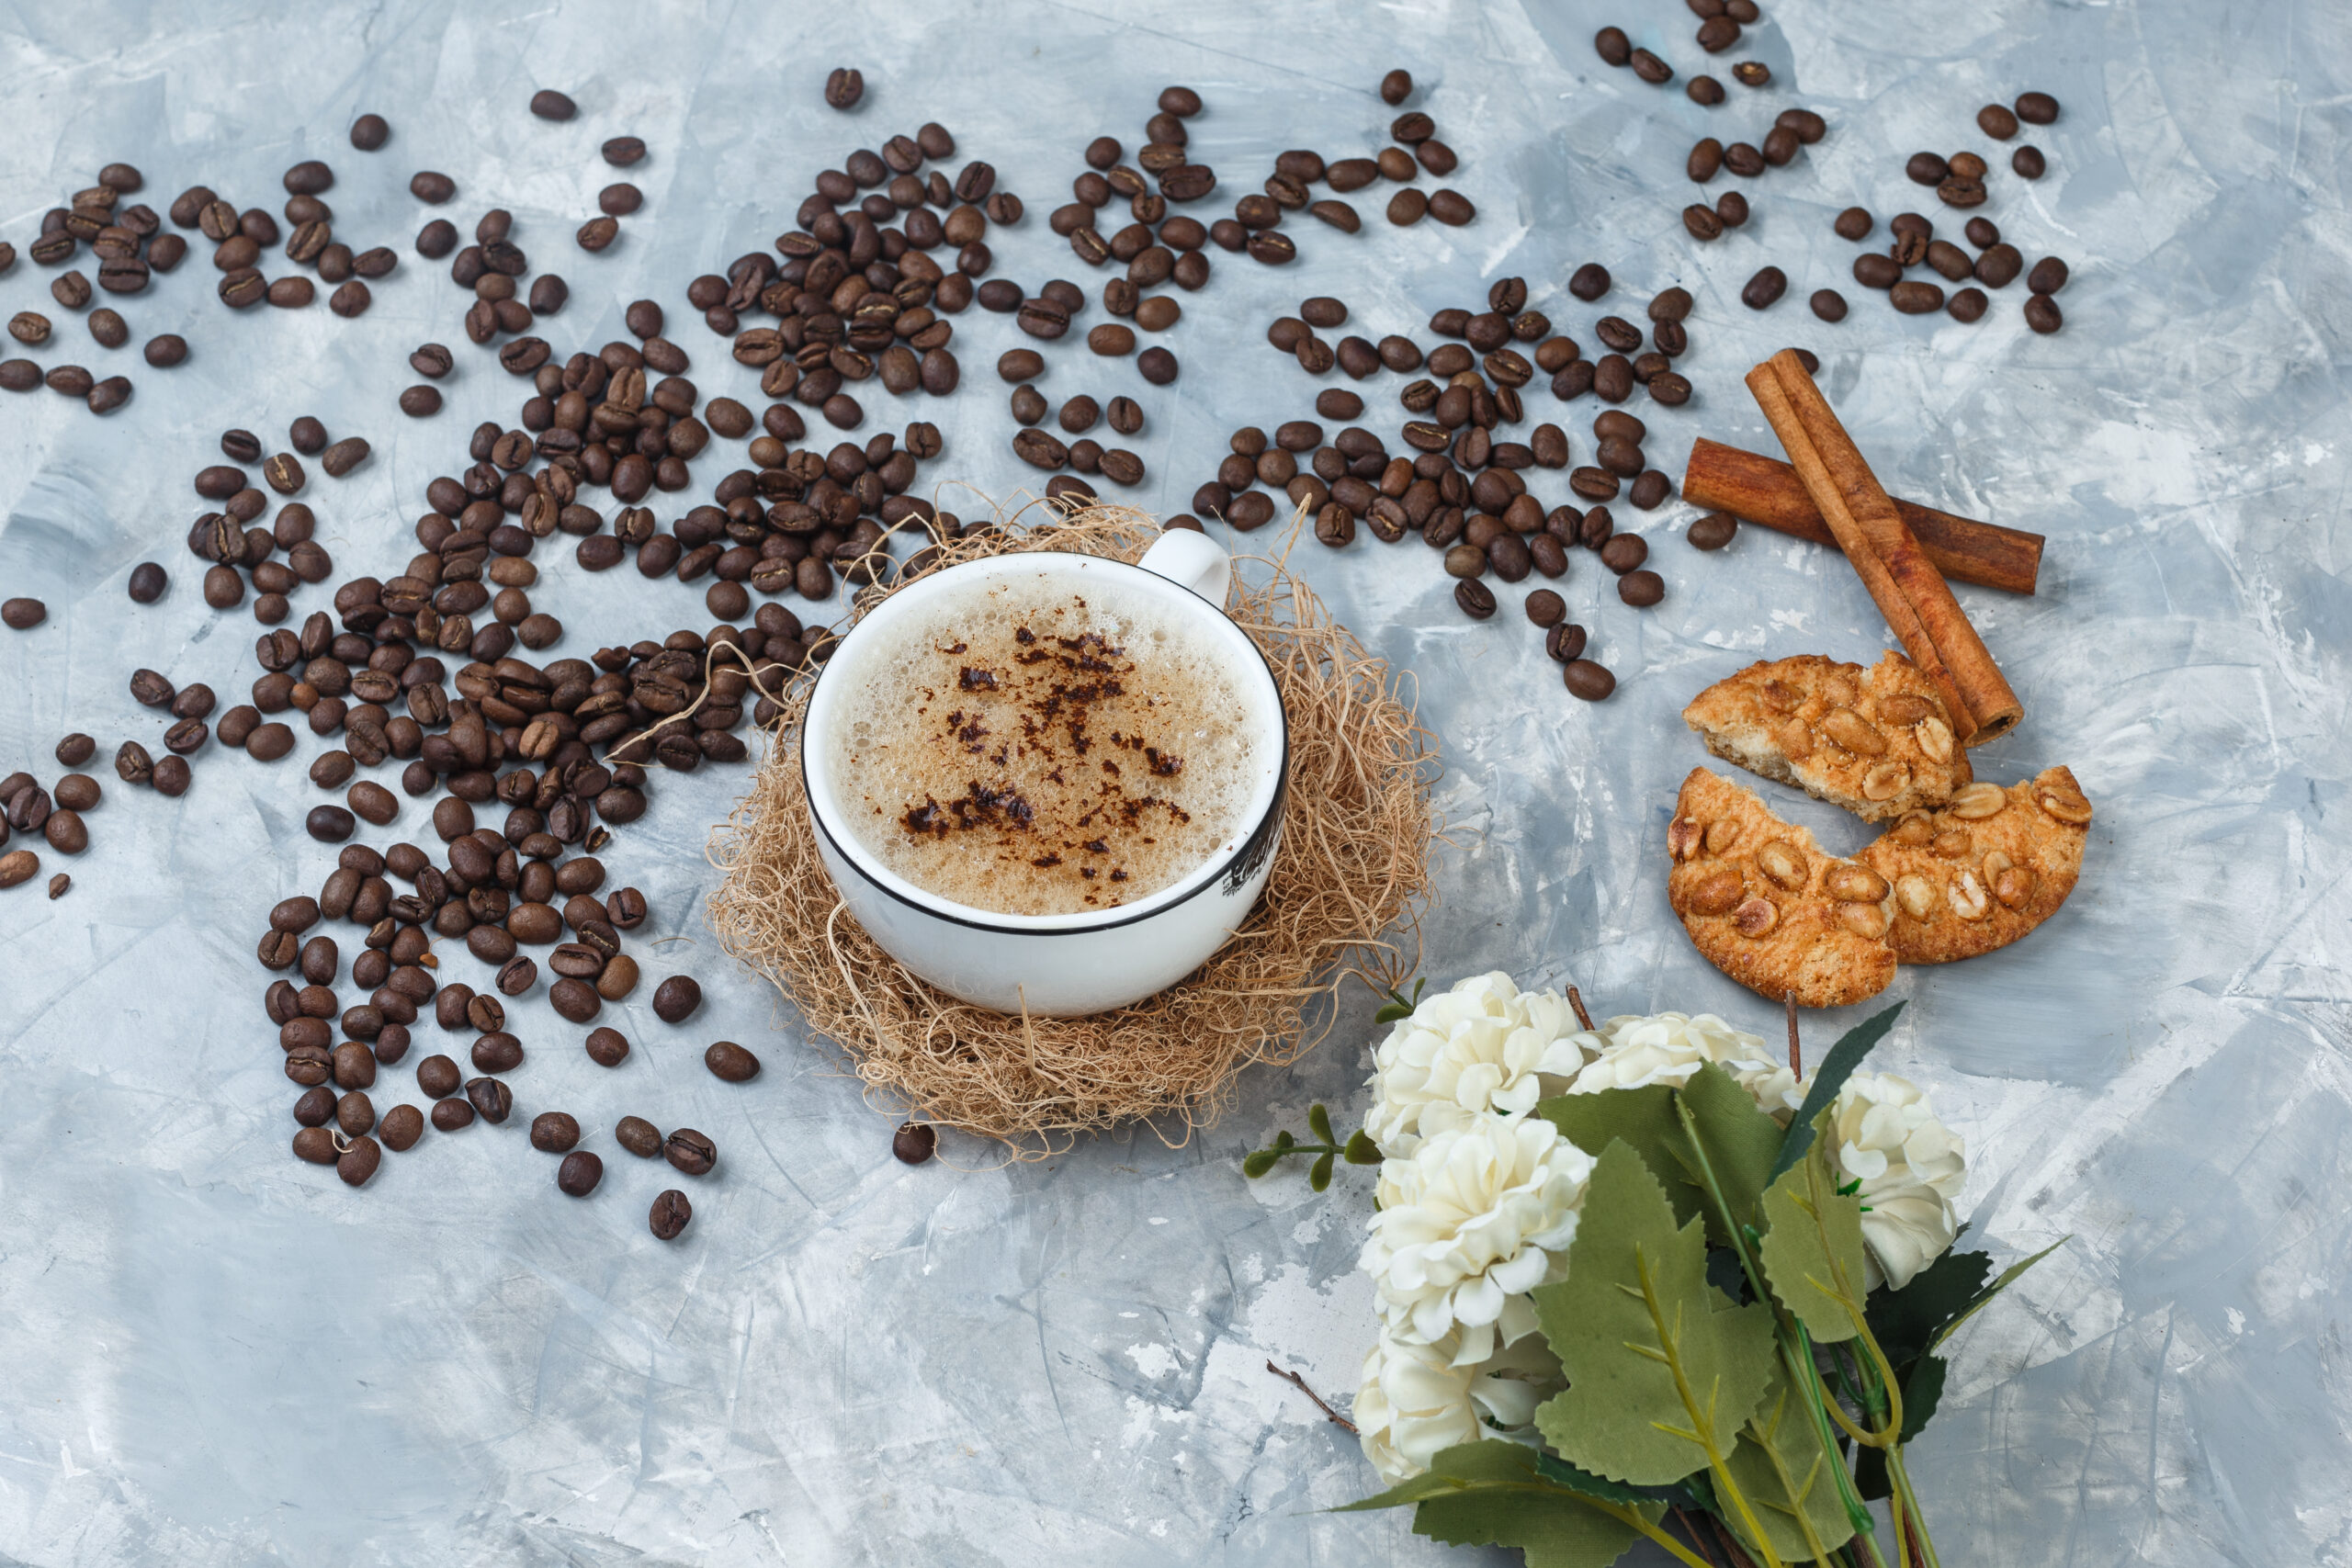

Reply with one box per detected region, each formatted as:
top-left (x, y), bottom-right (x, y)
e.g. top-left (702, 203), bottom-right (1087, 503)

top-left (557, 1150), bottom-right (603, 1197)
top-left (2011, 145), bottom-right (2046, 179)
top-left (1811, 288), bottom-right (1848, 322)
top-left (1835, 207), bottom-right (1873, 241)
top-left (2016, 91), bottom-right (2060, 125)
top-left (825, 67), bottom-right (865, 109)
top-left (1563, 660), bottom-right (1615, 701)
top-left (650, 1189), bottom-right (693, 1239)
top-left (1740, 266), bottom-right (1787, 310)
top-left (2028, 256), bottom-right (2069, 295)
top-left (380, 1103), bottom-right (424, 1151)
top-left (1618, 570), bottom-right (1665, 607)
top-left (706, 1041), bottom-right (761, 1081)
top-left (0, 849), bottom-right (37, 888)
top-left (1890, 279), bottom-right (1945, 314)
top-left (663, 1127), bottom-right (717, 1176)
top-left (350, 113), bottom-right (390, 151)
top-left (651, 974), bottom-right (701, 1022)
top-left (2, 598), bottom-right (46, 630)
top-left (893, 1122), bottom-right (937, 1165)
top-left (337, 1135), bottom-right (381, 1186)
top-left (530, 1111), bottom-right (581, 1154)
top-left (320, 436), bottom-right (370, 476)
top-left (1689, 512), bottom-right (1738, 550)
top-left (56, 734), bottom-right (96, 767)
top-left (616, 1115), bottom-right (662, 1157)
top-left (2024, 293), bottom-right (2063, 333)
top-left (465, 1077), bottom-right (513, 1122)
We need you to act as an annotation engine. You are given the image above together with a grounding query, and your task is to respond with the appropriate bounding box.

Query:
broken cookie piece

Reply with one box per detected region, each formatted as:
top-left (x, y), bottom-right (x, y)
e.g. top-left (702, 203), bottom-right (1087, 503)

top-left (1667, 767), bottom-right (1897, 1008)
top-left (1860, 765), bottom-right (2091, 964)
top-left (1682, 651), bottom-right (1972, 823)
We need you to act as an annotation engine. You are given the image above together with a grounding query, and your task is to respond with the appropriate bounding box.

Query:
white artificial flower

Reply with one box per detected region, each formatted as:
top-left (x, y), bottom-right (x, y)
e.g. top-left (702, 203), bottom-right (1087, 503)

top-left (1360, 1114), bottom-right (1595, 1363)
top-left (1354, 1320), bottom-right (1566, 1483)
top-left (1363, 972), bottom-right (1595, 1158)
top-left (1827, 1071), bottom-right (1966, 1291)
top-left (1559, 1010), bottom-right (1806, 1118)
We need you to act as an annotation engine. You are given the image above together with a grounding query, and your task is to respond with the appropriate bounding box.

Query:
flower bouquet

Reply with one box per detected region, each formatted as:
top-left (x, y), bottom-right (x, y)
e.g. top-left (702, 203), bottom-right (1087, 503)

top-left (1247, 974), bottom-right (2055, 1567)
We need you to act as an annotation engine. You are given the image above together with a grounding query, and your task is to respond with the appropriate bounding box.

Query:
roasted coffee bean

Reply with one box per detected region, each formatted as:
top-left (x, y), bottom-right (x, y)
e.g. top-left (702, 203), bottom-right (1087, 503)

top-left (706, 1041), bottom-right (761, 1081)
top-left (651, 974), bottom-right (701, 1022)
top-left (529, 1111), bottom-right (581, 1154)
top-left (1689, 511), bottom-right (1738, 550)
top-left (1452, 578), bottom-right (1497, 620)
top-left (56, 734), bottom-right (96, 769)
top-left (1808, 288), bottom-right (1849, 323)
top-left (1682, 204), bottom-right (1724, 242)
top-left (1714, 189), bottom-right (1747, 228)
top-left (1905, 152), bottom-right (1949, 186)
top-left (584, 1026), bottom-right (630, 1067)
top-left (2028, 256), bottom-right (2070, 296)
top-left (1595, 26), bottom-right (1633, 65)
top-left (417, 1054), bottom-right (462, 1098)
top-left (465, 1077), bottom-right (512, 1122)
top-left (2024, 293), bottom-right (2064, 334)
top-left (614, 1115), bottom-right (662, 1158)
top-left (1600, 534), bottom-right (1649, 574)
top-left (2, 597), bottom-right (47, 630)
top-left (1618, 569), bottom-right (1665, 608)
top-left (888, 1121), bottom-right (937, 1166)
top-left (1563, 659), bottom-right (1615, 700)
top-left (1890, 279), bottom-right (1945, 314)
top-left (1630, 48), bottom-right (1672, 84)
top-left (1946, 287), bottom-right (1988, 323)
top-left (650, 1189), bottom-right (693, 1239)
top-left (430, 1098), bottom-right (475, 1132)
top-left (2012, 144), bottom-right (2046, 180)
top-left (2015, 90), bottom-right (2060, 126)
top-left (664, 1127), bottom-right (717, 1176)
top-left (824, 66), bottom-right (864, 110)
top-left (552, 1150), bottom-right (602, 1197)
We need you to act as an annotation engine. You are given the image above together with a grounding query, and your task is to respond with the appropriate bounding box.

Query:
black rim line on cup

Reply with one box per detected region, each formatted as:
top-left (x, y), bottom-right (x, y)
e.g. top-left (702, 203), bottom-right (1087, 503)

top-left (798, 555), bottom-right (1293, 938)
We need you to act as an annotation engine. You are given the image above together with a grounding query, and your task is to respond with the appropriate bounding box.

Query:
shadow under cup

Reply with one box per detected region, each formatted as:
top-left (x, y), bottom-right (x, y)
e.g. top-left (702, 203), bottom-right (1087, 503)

top-left (798, 550), bottom-right (1290, 1018)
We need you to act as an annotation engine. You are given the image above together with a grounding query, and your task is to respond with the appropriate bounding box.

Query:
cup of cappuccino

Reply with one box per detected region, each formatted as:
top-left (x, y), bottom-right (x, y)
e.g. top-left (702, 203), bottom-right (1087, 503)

top-left (800, 529), bottom-right (1288, 1017)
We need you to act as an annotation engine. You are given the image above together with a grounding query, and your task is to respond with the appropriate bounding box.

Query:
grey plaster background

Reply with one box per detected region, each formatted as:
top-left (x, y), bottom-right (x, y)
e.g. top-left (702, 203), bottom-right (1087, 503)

top-left (0, 0), bottom-right (2346, 1562)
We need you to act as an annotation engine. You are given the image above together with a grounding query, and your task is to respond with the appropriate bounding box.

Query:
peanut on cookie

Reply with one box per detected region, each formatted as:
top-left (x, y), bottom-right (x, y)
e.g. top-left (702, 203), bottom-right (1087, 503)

top-left (1682, 651), bottom-right (1972, 823)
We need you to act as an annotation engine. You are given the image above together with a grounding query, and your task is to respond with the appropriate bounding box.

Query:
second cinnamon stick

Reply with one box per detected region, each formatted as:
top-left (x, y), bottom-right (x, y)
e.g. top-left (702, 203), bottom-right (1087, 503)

top-left (1746, 351), bottom-right (2024, 745)
top-left (1681, 438), bottom-right (2044, 596)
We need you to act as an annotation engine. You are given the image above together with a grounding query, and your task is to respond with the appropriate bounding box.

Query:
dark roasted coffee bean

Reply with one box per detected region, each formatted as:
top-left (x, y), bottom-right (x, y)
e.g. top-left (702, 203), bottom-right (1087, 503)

top-left (1906, 152), bottom-right (1948, 186)
top-left (1890, 279), bottom-right (1945, 314)
top-left (1810, 288), bottom-right (1848, 322)
top-left (528, 88), bottom-right (576, 120)
top-left (1595, 26), bottom-right (1632, 65)
top-left (651, 974), bottom-right (701, 1022)
top-left (2012, 144), bottom-right (2047, 179)
top-left (2024, 293), bottom-right (2064, 334)
top-left (615, 1114), bottom-right (662, 1157)
top-left (706, 1041), bottom-right (761, 1081)
top-left (321, 436), bottom-right (370, 477)
top-left (416, 1054), bottom-right (461, 1098)
top-left (584, 1026), bottom-right (630, 1067)
top-left (1618, 569), bottom-right (1665, 608)
top-left (892, 1121), bottom-right (938, 1165)
top-left (1947, 287), bottom-right (1988, 323)
top-left (1563, 659), bottom-right (1615, 700)
top-left (1688, 512), bottom-right (1738, 550)
top-left (1833, 207), bottom-right (1874, 242)
top-left (663, 1127), bottom-right (716, 1176)
top-left (650, 1189), bottom-right (693, 1239)
top-left (2028, 256), bottom-right (2069, 295)
top-left (1715, 189), bottom-right (1747, 227)
top-left (1630, 49), bottom-right (1673, 84)
top-left (1682, 204), bottom-right (1724, 242)
top-left (2016, 91), bottom-right (2060, 126)
top-left (465, 1077), bottom-right (512, 1122)
top-left (554, 1150), bottom-right (602, 1196)
top-left (1853, 254), bottom-right (1902, 290)
top-left (1974, 243), bottom-right (2023, 288)
top-left (1453, 578), bottom-right (1497, 620)
top-left (824, 66), bottom-right (864, 110)
top-left (530, 1111), bottom-right (580, 1153)
top-left (431, 1098), bottom-right (475, 1132)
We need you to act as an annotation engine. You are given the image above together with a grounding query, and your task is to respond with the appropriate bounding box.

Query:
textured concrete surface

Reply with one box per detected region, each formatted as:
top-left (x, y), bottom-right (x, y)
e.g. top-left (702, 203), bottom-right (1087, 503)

top-left (0, 0), bottom-right (2346, 1562)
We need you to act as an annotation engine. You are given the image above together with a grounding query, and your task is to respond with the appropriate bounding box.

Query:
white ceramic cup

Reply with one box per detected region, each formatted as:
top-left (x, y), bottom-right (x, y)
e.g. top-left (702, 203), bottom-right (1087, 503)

top-left (799, 532), bottom-right (1288, 1017)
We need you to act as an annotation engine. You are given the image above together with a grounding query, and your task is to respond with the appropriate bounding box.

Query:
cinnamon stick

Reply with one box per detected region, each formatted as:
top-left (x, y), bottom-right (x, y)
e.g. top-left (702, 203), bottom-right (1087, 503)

top-left (1681, 438), bottom-right (2043, 596)
top-left (1745, 351), bottom-right (2023, 745)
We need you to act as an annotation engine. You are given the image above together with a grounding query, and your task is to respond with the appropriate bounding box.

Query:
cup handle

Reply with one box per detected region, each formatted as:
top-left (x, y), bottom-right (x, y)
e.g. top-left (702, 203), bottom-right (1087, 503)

top-left (1136, 526), bottom-right (1231, 607)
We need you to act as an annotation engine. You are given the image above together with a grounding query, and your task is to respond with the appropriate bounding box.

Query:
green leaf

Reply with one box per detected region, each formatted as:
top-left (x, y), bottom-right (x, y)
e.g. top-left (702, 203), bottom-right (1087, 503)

top-left (1676, 1062), bottom-right (1788, 1248)
top-left (1273, 1129), bottom-right (1295, 1150)
top-left (1534, 1453), bottom-right (1708, 1513)
top-left (1308, 1103), bottom-right (1335, 1144)
top-left (1757, 1130), bottom-right (1869, 1343)
top-left (1374, 976), bottom-right (1427, 1024)
top-left (1310, 1151), bottom-right (1335, 1191)
top-left (1899, 1351), bottom-right (1946, 1442)
top-left (1721, 1371), bottom-right (1861, 1563)
top-left (1340, 1442), bottom-right (1656, 1568)
top-left (1538, 1086), bottom-right (1702, 1231)
top-left (1343, 1129), bottom-right (1381, 1165)
top-left (1240, 1149), bottom-right (1279, 1179)
top-left (1864, 1248), bottom-right (1991, 1369)
top-left (1770, 1001), bottom-right (1906, 1180)
top-left (1532, 1141), bottom-right (1779, 1486)
top-left (1930, 1238), bottom-right (2064, 1353)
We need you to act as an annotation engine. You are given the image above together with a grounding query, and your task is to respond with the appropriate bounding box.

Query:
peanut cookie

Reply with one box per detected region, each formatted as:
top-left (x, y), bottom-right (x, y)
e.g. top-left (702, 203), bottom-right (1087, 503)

top-left (1666, 768), bottom-right (1898, 1008)
top-left (1860, 765), bottom-right (2091, 964)
top-left (1682, 651), bottom-right (1972, 823)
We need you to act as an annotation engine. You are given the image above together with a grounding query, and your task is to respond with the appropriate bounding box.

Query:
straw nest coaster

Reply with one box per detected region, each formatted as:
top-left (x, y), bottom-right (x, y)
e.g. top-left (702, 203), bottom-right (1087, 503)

top-left (707, 502), bottom-right (1437, 1152)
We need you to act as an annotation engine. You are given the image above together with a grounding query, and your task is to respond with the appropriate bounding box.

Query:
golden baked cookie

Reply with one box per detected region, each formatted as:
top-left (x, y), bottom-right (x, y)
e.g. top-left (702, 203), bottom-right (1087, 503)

top-left (1860, 765), bottom-right (2091, 964)
top-left (1682, 651), bottom-right (1973, 823)
top-left (1666, 768), bottom-right (1898, 1009)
